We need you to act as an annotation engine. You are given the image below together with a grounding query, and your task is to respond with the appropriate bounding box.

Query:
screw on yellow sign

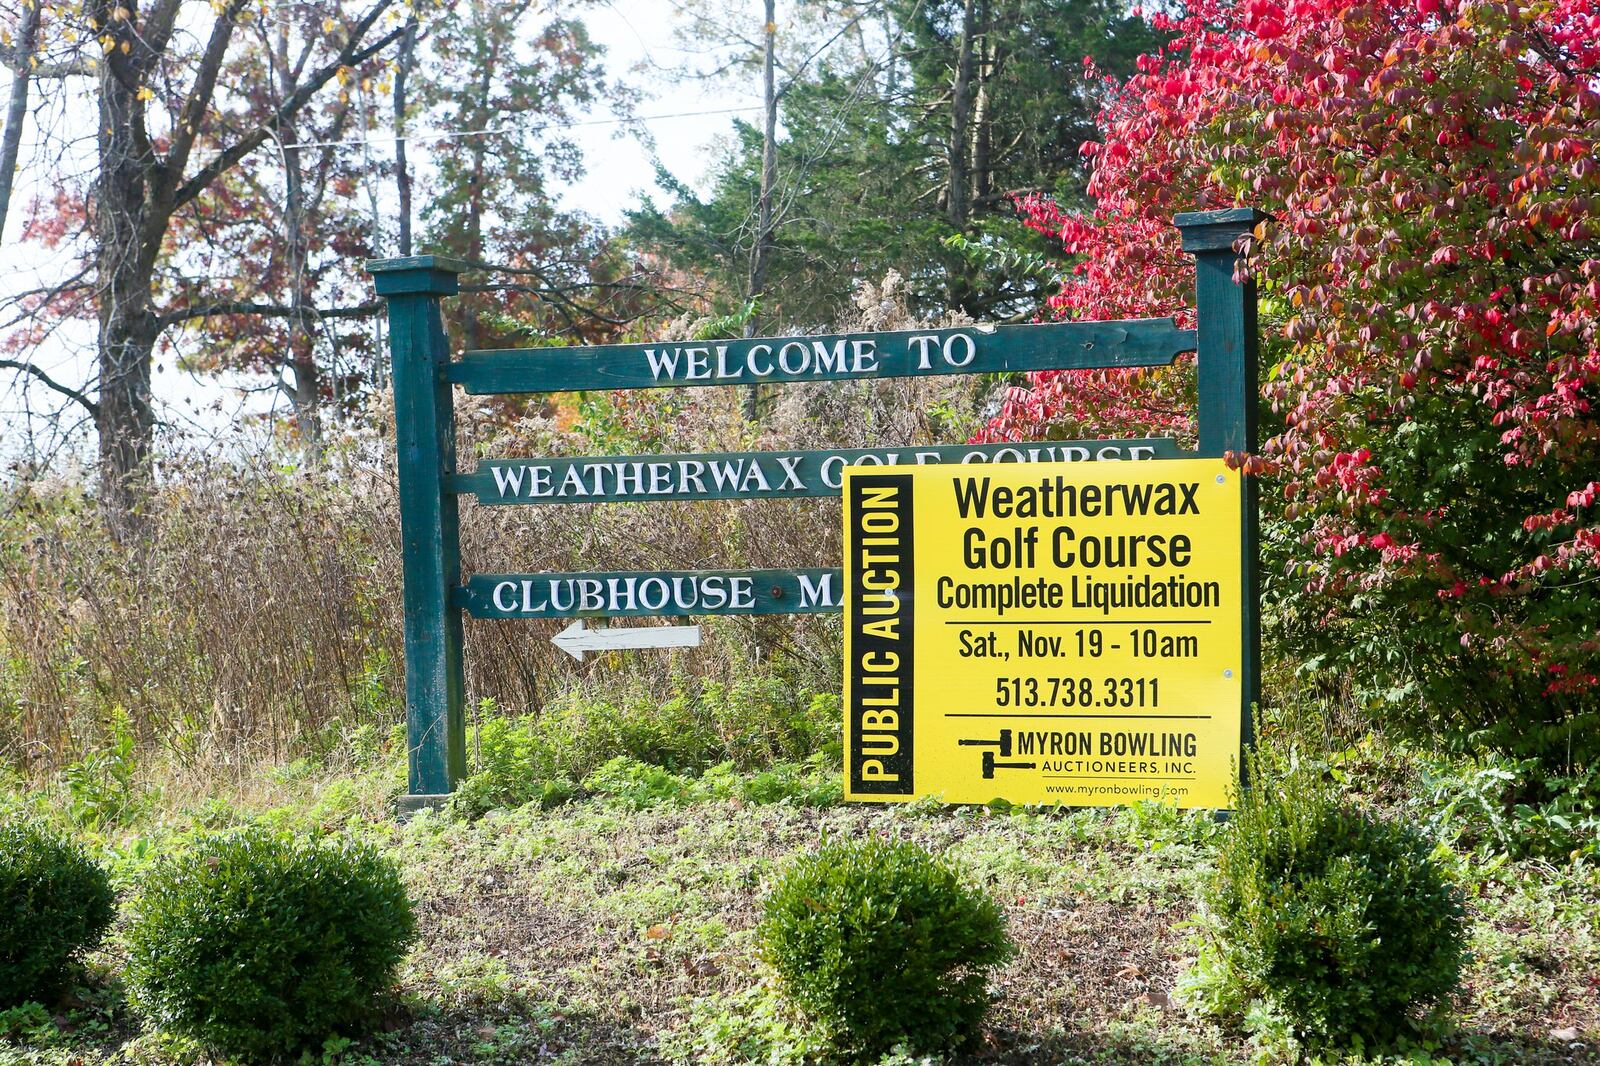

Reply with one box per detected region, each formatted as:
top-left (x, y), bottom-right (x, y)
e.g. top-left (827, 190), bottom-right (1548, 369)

top-left (842, 458), bottom-right (1245, 809)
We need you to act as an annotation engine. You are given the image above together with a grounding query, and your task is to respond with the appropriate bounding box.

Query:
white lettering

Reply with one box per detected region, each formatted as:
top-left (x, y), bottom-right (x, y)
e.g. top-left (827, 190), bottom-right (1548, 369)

top-left (812, 339), bottom-right (848, 374)
top-left (748, 344), bottom-right (774, 376)
top-left (739, 461), bottom-right (772, 493)
top-left (608, 577), bottom-right (639, 613)
top-left (643, 347), bottom-right (680, 380)
top-left (492, 581), bottom-right (518, 612)
top-left (778, 341), bottom-right (809, 375)
top-left (550, 580), bottom-right (575, 612)
top-left (578, 579), bottom-right (605, 613)
top-left (640, 578), bottom-right (670, 611)
top-left (714, 345), bottom-right (743, 379)
top-left (775, 455), bottom-right (805, 491)
top-left (685, 347), bottom-right (711, 379)
top-left (490, 466), bottom-right (524, 498)
top-left (708, 459), bottom-right (744, 492)
top-left (617, 463), bottom-right (646, 497)
top-left (851, 339), bottom-right (878, 372)
top-left (943, 332), bottom-right (976, 367)
top-left (798, 573), bottom-right (837, 608)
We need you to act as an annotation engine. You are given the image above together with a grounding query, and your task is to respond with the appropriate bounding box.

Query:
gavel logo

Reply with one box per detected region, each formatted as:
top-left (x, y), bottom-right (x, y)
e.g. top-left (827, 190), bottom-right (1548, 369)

top-left (958, 729), bottom-right (1038, 779)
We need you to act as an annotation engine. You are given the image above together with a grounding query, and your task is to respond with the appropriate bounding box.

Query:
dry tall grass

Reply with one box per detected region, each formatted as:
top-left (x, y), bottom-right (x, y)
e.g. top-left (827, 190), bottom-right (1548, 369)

top-left (1, 284), bottom-right (987, 777)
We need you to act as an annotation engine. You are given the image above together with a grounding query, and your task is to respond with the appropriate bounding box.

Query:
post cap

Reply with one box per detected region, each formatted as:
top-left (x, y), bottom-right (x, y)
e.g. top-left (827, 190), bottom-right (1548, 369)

top-left (1173, 207), bottom-right (1270, 252)
top-left (366, 255), bottom-right (468, 297)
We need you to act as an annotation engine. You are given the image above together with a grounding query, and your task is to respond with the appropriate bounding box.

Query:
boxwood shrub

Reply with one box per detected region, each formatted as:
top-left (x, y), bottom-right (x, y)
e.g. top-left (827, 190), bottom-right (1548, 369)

top-left (757, 835), bottom-right (1013, 1057)
top-left (0, 822), bottom-right (115, 1006)
top-left (125, 827), bottom-right (415, 1061)
top-left (1192, 749), bottom-right (1467, 1049)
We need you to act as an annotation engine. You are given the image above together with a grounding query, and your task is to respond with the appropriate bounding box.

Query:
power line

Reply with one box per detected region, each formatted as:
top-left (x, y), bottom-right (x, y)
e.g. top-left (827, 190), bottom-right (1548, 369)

top-left (278, 104), bottom-right (762, 151)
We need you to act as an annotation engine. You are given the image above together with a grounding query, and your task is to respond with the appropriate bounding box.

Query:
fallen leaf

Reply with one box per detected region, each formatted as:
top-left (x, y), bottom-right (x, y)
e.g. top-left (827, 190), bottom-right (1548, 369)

top-left (686, 954), bottom-right (721, 978)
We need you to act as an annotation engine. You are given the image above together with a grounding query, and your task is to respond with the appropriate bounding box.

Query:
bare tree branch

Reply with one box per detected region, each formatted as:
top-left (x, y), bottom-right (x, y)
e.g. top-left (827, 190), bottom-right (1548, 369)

top-left (0, 357), bottom-right (99, 415)
top-left (0, 0), bottom-right (43, 238)
top-left (157, 299), bottom-right (381, 329)
top-left (171, 2), bottom-right (402, 211)
top-left (159, 0), bottom-right (252, 205)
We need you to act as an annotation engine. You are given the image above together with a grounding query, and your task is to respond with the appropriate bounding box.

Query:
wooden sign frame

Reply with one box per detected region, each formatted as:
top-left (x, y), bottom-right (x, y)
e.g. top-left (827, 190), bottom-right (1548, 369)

top-left (368, 208), bottom-right (1264, 812)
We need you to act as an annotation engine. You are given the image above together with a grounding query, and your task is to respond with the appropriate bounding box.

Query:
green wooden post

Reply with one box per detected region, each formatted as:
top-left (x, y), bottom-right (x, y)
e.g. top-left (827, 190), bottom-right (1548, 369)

top-left (1175, 207), bottom-right (1266, 778)
top-left (367, 255), bottom-right (470, 813)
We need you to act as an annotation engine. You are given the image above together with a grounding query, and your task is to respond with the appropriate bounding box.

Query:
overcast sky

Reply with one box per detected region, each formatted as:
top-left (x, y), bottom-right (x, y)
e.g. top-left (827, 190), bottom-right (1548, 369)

top-left (566, 1), bottom-right (758, 224)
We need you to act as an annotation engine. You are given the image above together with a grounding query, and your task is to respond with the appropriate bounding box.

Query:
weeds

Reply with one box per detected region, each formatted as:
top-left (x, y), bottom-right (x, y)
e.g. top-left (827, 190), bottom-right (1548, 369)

top-left (60, 709), bottom-right (140, 829)
top-left (2, 282), bottom-right (981, 792)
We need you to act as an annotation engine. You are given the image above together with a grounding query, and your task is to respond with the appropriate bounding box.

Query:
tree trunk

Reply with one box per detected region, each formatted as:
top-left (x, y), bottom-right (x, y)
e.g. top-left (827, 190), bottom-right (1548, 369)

top-left (459, 1), bottom-right (497, 352)
top-left (744, 0), bottom-right (777, 422)
top-left (393, 13), bottom-right (419, 256)
top-left (946, 0), bottom-right (977, 231)
top-left (278, 28), bottom-right (320, 459)
top-left (0, 0), bottom-right (41, 239)
top-left (282, 136), bottom-right (321, 457)
top-left (969, 0), bottom-right (993, 212)
top-left (94, 14), bottom-right (160, 537)
top-left (82, 0), bottom-right (396, 531)
top-left (881, 6), bottom-right (899, 99)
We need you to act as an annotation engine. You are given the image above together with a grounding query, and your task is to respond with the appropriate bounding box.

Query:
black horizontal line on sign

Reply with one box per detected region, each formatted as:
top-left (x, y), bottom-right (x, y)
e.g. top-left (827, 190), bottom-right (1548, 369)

top-left (942, 713), bottom-right (1214, 720)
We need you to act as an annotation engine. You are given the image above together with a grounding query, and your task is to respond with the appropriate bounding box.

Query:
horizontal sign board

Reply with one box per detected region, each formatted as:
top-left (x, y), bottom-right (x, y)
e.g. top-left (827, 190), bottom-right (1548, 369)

top-left (842, 459), bottom-right (1244, 809)
top-left (448, 320), bottom-right (1195, 395)
top-left (455, 438), bottom-right (1183, 505)
top-left (457, 568), bottom-right (843, 619)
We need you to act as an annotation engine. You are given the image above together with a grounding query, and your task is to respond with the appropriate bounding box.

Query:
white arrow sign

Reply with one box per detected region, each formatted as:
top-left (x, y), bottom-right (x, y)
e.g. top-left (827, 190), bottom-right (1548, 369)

top-left (551, 619), bottom-right (702, 661)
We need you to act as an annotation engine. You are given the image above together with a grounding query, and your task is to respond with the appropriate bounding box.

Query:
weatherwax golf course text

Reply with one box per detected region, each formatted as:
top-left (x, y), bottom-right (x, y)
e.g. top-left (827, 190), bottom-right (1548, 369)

top-left (844, 459), bottom-right (1245, 809)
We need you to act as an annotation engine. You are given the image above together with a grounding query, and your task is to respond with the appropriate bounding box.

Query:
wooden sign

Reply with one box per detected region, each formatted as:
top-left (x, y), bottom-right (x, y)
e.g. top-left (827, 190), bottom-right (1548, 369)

top-left (460, 568), bottom-right (843, 619)
top-left (456, 439), bottom-right (1181, 506)
top-left (367, 207), bottom-right (1265, 812)
top-left (450, 321), bottom-right (1195, 394)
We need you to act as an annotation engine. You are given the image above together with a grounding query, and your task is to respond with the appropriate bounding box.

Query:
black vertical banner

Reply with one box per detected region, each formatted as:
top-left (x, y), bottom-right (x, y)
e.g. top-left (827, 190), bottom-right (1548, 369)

top-left (847, 472), bottom-right (915, 795)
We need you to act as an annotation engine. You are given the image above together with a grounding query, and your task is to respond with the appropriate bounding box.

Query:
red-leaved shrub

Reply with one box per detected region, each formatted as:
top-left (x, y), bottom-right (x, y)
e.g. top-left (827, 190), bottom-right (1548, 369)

top-left (981, 0), bottom-right (1600, 766)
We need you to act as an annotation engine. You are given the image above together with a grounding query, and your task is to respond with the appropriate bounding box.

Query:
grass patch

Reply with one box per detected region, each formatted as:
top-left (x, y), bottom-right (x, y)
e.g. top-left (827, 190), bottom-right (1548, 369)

top-left (0, 758), bottom-right (1592, 1064)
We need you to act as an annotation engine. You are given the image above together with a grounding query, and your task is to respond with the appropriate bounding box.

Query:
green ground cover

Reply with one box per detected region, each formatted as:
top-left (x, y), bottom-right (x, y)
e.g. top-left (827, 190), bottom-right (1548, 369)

top-left (1, 744), bottom-right (1596, 1066)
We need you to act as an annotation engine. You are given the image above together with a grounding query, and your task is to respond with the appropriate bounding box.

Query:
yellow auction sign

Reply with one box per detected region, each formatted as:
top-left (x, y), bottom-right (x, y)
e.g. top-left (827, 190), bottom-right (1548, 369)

top-left (843, 458), bottom-right (1244, 809)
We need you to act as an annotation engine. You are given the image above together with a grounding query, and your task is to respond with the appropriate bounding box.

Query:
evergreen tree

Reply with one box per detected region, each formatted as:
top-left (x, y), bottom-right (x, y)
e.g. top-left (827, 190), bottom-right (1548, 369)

top-left (626, 0), bottom-right (1162, 324)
